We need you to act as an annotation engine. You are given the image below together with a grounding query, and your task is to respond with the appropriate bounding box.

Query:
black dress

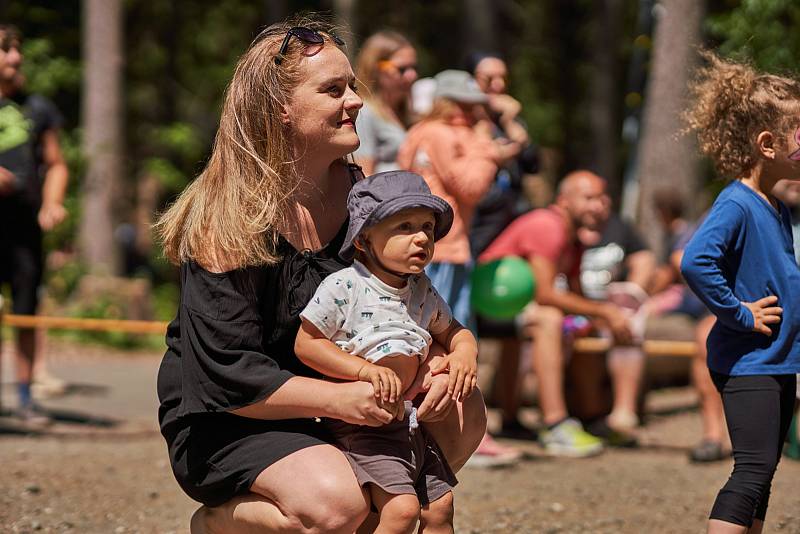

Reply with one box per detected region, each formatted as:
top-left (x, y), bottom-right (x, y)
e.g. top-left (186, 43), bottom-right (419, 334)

top-left (157, 221), bottom-right (352, 506)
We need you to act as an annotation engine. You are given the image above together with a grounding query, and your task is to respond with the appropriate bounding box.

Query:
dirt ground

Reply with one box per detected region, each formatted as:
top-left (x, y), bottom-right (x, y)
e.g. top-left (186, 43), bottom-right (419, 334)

top-left (1, 340), bottom-right (799, 534)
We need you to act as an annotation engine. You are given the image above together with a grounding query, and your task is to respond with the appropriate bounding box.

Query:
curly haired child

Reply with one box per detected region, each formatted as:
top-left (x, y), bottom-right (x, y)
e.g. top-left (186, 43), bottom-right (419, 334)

top-left (681, 51), bottom-right (800, 534)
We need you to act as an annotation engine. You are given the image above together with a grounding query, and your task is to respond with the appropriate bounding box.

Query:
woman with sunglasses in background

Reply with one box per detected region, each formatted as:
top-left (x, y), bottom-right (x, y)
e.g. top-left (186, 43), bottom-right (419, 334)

top-left (353, 31), bottom-right (419, 176)
top-left (156, 15), bottom-right (486, 533)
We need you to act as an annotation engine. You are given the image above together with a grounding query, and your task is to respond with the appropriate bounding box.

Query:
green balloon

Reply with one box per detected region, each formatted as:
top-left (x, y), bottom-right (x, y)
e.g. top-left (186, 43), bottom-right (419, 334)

top-left (471, 257), bottom-right (536, 319)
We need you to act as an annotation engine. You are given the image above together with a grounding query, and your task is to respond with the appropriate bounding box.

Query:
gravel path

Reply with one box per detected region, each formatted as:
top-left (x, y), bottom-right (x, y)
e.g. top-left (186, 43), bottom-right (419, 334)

top-left (1, 341), bottom-right (798, 533)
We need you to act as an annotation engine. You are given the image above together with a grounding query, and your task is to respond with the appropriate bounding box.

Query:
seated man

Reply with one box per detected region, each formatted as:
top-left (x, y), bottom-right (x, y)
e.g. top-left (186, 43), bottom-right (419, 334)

top-left (577, 191), bottom-right (655, 433)
top-left (479, 170), bottom-right (633, 457)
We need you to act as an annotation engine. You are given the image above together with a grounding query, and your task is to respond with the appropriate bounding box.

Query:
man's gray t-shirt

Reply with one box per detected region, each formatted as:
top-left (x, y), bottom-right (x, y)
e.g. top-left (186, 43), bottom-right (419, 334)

top-left (354, 102), bottom-right (407, 174)
top-left (300, 261), bottom-right (453, 363)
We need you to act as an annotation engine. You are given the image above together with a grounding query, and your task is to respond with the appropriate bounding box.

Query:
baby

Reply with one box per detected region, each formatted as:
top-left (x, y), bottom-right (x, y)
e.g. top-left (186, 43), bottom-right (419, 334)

top-left (296, 171), bottom-right (479, 534)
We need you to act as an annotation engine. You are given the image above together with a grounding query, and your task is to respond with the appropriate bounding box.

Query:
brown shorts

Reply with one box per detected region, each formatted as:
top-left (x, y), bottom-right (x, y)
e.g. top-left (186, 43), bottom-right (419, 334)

top-left (326, 404), bottom-right (457, 505)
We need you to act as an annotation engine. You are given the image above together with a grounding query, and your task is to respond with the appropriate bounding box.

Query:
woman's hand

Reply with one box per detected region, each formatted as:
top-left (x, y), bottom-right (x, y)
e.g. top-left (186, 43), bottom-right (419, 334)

top-left (333, 381), bottom-right (395, 427)
top-left (743, 295), bottom-right (782, 336)
top-left (357, 362), bottom-right (403, 403)
top-left (430, 350), bottom-right (478, 401)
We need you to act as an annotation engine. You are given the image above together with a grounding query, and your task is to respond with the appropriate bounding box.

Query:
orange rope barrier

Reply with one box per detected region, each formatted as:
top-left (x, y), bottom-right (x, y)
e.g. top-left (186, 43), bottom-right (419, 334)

top-left (2, 314), bottom-right (168, 335)
top-left (0, 312), bottom-right (698, 356)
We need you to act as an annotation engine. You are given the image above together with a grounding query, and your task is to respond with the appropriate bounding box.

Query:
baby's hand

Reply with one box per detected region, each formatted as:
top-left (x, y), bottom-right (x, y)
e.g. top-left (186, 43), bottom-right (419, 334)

top-left (357, 363), bottom-right (402, 403)
top-left (743, 295), bottom-right (782, 336)
top-left (430, 350), bottom-right (478, 401)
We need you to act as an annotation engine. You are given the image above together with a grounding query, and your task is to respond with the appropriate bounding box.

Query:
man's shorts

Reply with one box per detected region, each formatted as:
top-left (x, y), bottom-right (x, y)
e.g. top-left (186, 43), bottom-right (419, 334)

top-left (0, 204), bottom-right (43, 315)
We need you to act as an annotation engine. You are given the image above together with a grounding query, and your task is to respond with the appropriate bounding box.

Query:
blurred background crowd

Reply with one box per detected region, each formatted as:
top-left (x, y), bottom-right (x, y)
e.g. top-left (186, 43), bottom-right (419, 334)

top-left (1, 0), bottom-right (799, 466)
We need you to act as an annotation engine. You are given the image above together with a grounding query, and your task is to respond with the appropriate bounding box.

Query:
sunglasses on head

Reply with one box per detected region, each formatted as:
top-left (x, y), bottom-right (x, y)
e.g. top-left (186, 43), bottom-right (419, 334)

top-left (274, 26), bottom-right (344, 65)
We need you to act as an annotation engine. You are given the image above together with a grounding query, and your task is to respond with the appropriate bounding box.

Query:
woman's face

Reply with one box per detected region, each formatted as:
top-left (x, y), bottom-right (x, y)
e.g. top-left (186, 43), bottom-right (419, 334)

top-left (283, 46), bottom-right (363, 160)
top-left (378, 46), bottom-right (418, 97)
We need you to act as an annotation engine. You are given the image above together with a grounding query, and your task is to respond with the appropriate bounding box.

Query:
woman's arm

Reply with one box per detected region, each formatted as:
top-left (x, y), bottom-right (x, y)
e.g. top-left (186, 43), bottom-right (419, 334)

top-left (230, 377), bottom-right (394, 427)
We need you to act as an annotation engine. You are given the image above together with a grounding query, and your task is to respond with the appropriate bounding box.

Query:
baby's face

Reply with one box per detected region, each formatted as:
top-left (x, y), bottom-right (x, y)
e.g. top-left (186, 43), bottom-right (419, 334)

top-left (361, 207), bottom-right (436, 274)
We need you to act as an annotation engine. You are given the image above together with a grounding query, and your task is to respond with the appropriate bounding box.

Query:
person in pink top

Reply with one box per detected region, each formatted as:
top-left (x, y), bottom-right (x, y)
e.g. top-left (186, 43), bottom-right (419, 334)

top-left (397, 69), bottom-right (519, 328)
top-left (480, 170), bottom-right (634, 457)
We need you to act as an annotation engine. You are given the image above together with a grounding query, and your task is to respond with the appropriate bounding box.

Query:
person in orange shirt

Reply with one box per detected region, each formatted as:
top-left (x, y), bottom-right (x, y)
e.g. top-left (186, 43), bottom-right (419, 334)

top-left (397, 70), bottom-right (518, 329)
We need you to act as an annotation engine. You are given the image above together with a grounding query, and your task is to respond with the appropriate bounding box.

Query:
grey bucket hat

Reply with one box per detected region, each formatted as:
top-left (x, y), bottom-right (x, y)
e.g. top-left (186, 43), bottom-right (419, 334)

top-left (433, 69), bottom-right (488, 104)
top-left (340, 171), bottom-right (454, 261)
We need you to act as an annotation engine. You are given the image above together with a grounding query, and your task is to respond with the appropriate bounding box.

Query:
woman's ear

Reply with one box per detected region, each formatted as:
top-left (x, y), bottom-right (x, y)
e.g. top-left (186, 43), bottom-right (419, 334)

top-left (756, 131), bottom-right (777, 159)
top-left (280, 103), bottom-right (292, 125)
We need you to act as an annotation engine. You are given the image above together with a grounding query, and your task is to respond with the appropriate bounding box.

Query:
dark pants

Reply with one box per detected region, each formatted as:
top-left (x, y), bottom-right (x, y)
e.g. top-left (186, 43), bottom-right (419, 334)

top-left (709, 372), bottom-right (797, 527)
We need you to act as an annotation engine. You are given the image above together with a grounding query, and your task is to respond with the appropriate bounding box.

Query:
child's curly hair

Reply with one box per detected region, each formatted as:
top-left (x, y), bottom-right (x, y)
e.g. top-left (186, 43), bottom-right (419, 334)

top-left (685, 51), bottom-right (800, 179)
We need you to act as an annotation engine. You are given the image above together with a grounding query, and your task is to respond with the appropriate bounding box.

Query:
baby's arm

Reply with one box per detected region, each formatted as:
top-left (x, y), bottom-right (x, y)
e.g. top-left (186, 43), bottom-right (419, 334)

top-left (295, 319), bottom-right (404, 403)
top-left (431, 321), bottom-right (478, 401)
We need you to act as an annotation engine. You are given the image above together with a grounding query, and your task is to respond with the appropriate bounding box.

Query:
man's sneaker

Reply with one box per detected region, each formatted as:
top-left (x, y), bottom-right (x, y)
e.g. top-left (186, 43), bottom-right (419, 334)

top-left (539, 418), bottom-right (604, 457)
top-left (32, 372), bottom-right (68, 399)
top-left (16, 404), bottom-right (52, 428)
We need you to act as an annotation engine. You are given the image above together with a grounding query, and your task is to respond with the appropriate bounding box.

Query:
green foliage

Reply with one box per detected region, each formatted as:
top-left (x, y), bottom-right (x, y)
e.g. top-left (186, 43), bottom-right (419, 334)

top-left (21, 38), bottom-right (81, 97)
top-left (708, 0), bottom-right (800, 73)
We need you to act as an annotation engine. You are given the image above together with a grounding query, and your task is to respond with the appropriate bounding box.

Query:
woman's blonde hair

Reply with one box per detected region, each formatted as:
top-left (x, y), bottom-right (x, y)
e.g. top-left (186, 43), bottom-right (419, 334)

top-left (156, 14), bottom-right (344, 268)
top-left (686, 50), bottom-right (800, 179)
top-left (354, 31), bottom-right (413, 126)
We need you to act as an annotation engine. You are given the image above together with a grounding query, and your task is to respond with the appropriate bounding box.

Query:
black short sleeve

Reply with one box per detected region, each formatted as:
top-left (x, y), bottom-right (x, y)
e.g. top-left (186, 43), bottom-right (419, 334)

top-left (25, 94), bottom-right (64, 135)
top-left (172, 262), bottom-right (294, 416)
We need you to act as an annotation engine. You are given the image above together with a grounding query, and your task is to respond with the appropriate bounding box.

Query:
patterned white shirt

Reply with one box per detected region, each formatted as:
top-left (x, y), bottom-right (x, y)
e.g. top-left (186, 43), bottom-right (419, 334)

top-left (300, 261), bottom-right (453, 363)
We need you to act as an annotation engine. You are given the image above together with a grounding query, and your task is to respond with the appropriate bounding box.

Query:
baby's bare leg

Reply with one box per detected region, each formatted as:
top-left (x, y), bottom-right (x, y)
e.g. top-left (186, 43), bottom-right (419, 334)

top-left (418, 492), bottom-right (454, 534)
top-left (370, 486), bottom-right (421, 534)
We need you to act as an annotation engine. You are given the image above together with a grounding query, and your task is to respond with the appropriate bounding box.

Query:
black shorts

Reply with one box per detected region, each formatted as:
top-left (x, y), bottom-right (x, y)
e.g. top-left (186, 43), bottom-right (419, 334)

top-left (476, 314), bottom-right (520, 339)
top-left (0, 203), bottom-right (43, 315)
top-left (161, 408), bottom-right (332, 507)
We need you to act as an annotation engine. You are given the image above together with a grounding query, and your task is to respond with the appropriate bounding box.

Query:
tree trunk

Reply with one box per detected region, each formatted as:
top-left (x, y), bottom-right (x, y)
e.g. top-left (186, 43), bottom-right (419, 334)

top-left (589, 0), bottom-right (623, 197)
top-left (80, 0), bottom-right (123, 275)
top-left (462, 0), bottom-right (496, 53)
top-left (635, 0), bottom-right (704, 255)
top-left (332, 0), bottom-right (358, 60)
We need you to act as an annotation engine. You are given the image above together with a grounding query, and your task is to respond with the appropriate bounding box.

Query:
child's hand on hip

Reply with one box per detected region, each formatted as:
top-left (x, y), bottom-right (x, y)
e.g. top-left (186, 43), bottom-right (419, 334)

top-left (743, 295), bottom-right (782, 336)
top-left (430, 349), bottom-right (478, 401)
top-left (358, 363), bottom-right (402, 403)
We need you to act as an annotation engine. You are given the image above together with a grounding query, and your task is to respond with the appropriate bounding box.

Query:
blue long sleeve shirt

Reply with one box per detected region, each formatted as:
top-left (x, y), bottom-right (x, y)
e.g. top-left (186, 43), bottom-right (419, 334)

top-left (681, 180), bottom-right (800, 375)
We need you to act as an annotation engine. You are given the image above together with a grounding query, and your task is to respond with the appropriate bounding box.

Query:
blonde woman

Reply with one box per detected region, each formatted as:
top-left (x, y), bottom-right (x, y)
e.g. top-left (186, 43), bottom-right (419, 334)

top-left (353, 31), bottom-right (418, 175)
top-left (156, 16), bottom-right (485, 533)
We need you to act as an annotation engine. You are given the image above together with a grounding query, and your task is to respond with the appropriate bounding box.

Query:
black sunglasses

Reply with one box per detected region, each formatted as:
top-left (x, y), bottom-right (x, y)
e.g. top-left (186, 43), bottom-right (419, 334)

top-left (274, 27), bottom-right (344, 65)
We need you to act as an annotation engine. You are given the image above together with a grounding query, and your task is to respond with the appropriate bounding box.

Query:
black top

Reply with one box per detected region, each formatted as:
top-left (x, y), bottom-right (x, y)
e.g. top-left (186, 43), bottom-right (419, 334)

top-left (156, 165), bottom-right (367, 507)
top-left (580, 214), bottom-right (648, 300)
top-left (0, 92), bottom-right (64, 211)
top-left (157, 221), bottom-right (351, 419)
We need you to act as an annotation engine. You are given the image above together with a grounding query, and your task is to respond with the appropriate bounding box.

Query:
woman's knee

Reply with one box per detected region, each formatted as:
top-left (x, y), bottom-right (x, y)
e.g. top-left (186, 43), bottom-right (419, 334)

top-left (429, 389), bottom-right (486, 471)
top-left (297, 474), bottom-right (368, 533)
